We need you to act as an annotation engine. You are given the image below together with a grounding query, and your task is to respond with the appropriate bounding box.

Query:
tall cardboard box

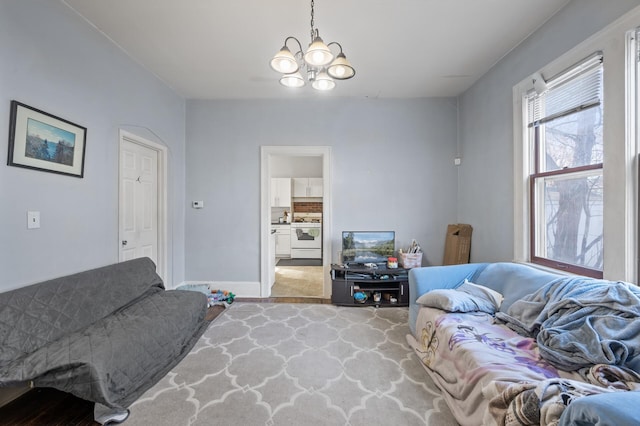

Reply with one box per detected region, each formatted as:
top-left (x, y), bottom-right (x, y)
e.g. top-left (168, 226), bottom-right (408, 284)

top-left (443, 224), bottom-right (472, 265)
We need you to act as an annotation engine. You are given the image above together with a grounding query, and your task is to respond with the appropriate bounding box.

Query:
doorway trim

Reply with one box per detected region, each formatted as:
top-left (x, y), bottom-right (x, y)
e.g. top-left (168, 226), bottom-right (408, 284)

top-left (260, 146), bottom-right (332, 298)
top-left (118, 129), bottom-right (169, 285)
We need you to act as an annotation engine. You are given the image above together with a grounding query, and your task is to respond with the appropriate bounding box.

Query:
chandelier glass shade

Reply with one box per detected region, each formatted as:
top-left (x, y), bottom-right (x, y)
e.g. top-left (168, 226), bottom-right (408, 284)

top-left (270, 0), bottom-right (355, 91)
top-left (304, 35), bottom-right (333, 67)
top-left (327, 52), bottom-right (355, 80)
top-left (270, 46), bottom-right (299, 74)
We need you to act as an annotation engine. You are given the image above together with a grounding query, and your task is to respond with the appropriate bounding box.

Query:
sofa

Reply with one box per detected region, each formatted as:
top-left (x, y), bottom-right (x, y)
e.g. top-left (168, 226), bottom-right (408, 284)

top-left (407, 262), bottom-right (640, 426)
top-left (0, 257), bottom-right (209, 424)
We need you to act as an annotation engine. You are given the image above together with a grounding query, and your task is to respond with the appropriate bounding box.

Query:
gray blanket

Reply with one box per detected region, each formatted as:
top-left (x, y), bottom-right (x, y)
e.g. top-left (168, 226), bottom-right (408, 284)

top-left (496, 277), bottom-right (640, 371)
top-left (0, 258), bottom-right (208, 409)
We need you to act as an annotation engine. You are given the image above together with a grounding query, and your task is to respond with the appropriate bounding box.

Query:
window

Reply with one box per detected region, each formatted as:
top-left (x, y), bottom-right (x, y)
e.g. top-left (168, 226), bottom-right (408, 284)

top-left (525, 54), bottom-right (604, 278)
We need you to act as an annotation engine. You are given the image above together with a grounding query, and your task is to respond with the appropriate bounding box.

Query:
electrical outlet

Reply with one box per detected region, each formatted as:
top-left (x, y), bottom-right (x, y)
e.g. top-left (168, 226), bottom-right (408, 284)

top-left (454, 157), bottom-right (462, 166)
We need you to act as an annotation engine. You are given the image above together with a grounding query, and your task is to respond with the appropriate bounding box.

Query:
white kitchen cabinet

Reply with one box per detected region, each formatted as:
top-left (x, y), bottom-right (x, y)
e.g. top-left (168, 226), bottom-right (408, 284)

top-left (292, 177), bottom-right (323, 198)
top-left (272, 225), bottom-right (291, 256)
top-left (308, 178), bottom-right (323, 197)
top-left (271, 178), bottom-right (291, 207)
top-left (292, 178), bottom-right (307, 197)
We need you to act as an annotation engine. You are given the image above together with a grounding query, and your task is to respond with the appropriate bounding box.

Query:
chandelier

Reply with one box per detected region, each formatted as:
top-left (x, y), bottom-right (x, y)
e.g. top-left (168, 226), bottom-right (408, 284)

top-left (269, 0), bottom-right (355, 91)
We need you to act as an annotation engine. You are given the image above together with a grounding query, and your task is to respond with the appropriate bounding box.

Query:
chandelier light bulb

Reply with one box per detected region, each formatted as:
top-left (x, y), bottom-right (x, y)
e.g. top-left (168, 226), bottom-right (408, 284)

top-left (276, 58), bottom-right (297, 74)
top-left (280, 72), bottom-right (305, 88)
top-left (311, 70), bottom-right (335, 91)
top-left (312, 51), bottom-right (326, 65)
top-left (332, 65), bottom-right (346, 78)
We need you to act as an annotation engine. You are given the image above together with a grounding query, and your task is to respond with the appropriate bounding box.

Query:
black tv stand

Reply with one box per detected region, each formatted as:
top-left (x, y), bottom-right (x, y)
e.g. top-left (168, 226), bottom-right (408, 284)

top-left (341, 261), bottom-right (388, 269)
top-left (330, 264), bottom-right (409, 307)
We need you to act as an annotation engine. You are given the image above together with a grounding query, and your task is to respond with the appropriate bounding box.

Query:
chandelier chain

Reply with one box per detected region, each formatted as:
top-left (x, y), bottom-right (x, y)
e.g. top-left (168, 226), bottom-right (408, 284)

top-left (310, 0), bottom-right (315, 41)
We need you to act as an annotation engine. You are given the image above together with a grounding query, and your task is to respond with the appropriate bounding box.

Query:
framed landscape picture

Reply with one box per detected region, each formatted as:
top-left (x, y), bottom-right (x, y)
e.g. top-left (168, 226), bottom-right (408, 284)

top-left (7, 100), bottom-right (87, 178)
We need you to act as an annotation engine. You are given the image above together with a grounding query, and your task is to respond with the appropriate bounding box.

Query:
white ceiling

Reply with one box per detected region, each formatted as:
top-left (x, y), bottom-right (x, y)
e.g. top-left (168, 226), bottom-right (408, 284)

top-left (62, 0), bottom-right (571, 100)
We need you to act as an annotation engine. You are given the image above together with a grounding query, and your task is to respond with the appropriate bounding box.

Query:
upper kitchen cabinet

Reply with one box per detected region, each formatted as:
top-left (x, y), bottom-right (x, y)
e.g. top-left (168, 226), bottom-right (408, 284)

top-left (271, 178), bottom-right (291, 207)
top-left (292, 177), bottom-right (323, 198)
top-left (308, 178), bottom-right (323, 197)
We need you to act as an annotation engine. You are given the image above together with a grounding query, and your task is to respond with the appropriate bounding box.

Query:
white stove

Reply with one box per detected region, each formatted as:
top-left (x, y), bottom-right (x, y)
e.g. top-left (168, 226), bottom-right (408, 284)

top-left (290, 213), bottom-right (322, 258)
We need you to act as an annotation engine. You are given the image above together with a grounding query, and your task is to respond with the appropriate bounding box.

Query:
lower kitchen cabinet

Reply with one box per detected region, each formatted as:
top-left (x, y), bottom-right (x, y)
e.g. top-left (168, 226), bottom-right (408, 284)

top-left (273, 225), bottom-right (291, 257)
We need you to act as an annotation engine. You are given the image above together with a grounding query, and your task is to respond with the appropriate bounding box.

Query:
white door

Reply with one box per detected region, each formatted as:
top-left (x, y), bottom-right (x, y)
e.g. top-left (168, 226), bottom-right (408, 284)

top-left (119, 139), bottom-right (158, 264)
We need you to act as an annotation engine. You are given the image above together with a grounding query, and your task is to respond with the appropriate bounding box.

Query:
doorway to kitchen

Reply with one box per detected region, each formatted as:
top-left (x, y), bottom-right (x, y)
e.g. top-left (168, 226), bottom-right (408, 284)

top-left (260, 146), bottom-right (332, 299)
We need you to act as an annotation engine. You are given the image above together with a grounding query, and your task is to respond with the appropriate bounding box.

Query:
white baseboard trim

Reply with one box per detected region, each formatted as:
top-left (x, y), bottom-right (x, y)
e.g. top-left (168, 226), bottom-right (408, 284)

top-left (176, 280), bottom-right (262, 297)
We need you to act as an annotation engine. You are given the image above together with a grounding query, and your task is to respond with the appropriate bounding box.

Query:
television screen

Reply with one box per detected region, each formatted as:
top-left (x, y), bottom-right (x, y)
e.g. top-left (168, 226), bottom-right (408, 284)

top-left (342, 231), bottom-right (395, 264)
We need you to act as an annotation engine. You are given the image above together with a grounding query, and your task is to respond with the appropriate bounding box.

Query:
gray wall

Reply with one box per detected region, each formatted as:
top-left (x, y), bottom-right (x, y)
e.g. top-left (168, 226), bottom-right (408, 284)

top-left (185, 98), bottom-right (458, 282)
top-left (457, 0), bottom-right (640, 263)
top-left (0, 0), bottom-right (187, 291)
top-left (4, 0), bottom-right (634, 292)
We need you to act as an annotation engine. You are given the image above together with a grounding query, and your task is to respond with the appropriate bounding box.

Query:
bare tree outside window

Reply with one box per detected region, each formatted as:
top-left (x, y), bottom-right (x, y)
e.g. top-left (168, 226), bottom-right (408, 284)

top-left (528, 56), bottom-right (603, 278)
top-left (540, 106), bottom-right (603, 270)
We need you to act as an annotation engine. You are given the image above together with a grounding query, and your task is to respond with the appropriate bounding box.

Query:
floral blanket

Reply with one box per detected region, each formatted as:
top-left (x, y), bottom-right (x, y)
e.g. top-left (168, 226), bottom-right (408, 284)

top-left (407, 307), bottom-right (579, 426)
top-left (408, 305), bottom-right (640, 426)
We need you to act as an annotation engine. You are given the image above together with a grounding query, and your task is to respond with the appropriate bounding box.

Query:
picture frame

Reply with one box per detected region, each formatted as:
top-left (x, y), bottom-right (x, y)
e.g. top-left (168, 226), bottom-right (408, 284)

top-left (7, 100), bottom-right (87, 178)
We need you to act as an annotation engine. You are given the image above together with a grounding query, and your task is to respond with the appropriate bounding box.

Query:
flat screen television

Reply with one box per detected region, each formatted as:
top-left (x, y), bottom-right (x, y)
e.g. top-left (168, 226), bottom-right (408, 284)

top-left (342, 231), bottom-right (395, 265)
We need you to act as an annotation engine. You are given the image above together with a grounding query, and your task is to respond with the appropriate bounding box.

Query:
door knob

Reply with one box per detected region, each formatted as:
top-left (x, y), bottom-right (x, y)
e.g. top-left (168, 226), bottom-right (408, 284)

top-left (122, 240), bottom-right (128, 246)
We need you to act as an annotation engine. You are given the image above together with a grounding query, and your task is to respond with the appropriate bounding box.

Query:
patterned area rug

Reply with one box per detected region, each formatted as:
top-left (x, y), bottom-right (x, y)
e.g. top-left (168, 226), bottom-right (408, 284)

top-left (126, 303), bottom-right (458, 426)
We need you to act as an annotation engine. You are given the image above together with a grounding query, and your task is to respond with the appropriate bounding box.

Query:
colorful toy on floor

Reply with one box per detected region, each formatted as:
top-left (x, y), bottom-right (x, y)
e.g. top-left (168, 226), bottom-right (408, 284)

top-left (207, 289), bottom-right (235, 306)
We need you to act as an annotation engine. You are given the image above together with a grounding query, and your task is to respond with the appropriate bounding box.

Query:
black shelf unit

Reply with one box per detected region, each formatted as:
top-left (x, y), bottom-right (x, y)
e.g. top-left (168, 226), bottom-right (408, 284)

top-left (330, 264), bottom-right (409, 307)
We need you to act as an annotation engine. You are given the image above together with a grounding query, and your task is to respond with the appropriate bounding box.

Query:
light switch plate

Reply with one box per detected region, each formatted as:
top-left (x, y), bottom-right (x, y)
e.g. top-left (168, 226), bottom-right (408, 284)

top-left (27, 211), bottom-right (40, 229)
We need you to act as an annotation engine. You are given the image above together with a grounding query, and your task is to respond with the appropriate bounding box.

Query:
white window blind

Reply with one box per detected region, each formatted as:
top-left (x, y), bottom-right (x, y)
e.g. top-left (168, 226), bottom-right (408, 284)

top-left (528, 53), bottom-right (603, 127)
top-left (637, 27), bottom-right (640, 62)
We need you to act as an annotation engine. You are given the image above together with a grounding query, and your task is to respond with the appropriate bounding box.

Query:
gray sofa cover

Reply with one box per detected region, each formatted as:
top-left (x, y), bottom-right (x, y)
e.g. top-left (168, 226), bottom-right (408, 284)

top-left (0, 257), bottom-right (208, 411)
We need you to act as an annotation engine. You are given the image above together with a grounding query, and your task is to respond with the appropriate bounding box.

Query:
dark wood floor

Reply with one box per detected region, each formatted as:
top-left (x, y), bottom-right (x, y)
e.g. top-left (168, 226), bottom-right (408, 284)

top-left (0, 300), bottom-right (330, 425)
top-left (0, 387), bottom-right (98, 426)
